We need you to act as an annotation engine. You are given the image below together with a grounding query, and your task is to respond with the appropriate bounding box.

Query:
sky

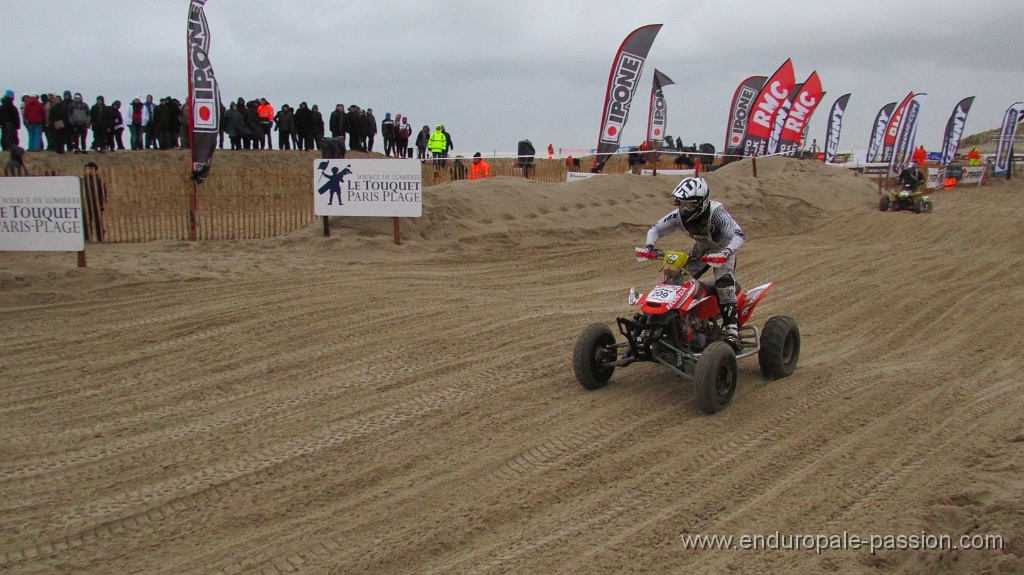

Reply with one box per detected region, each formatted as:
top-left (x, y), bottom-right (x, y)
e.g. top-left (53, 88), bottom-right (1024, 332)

top-left (5, 0), bottom-right (1023, 157)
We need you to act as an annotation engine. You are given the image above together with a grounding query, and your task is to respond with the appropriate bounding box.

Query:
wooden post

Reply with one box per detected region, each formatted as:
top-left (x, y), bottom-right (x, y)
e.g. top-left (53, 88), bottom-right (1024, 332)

top-left (322, 215), bottom-right (330, 237)
top-left (77, 250), bottom-right (87, 268)
top-left (189, 178), bottom-right (198, 241)
top-left (752, 156), bottom-right (758, 178)
top-left (393, 217), bottom-right (401, 245)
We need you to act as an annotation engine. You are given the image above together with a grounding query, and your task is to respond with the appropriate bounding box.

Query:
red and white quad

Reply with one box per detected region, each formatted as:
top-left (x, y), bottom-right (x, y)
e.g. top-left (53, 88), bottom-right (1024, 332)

top-left (572, 248), bottom-right (800, 414)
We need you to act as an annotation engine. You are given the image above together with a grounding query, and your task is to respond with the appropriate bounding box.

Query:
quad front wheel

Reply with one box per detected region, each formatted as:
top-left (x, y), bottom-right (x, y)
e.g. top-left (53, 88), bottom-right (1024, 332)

top-left (573, 323), bottom-right (617, 390)
top-left (878, 195), bottom-right (890, 212)
top-left (924, 201), bottom-right (934, 213)
top-left (693, 342), bottom-right (737, 414)
top-left (759, 316), bottom-right (801, 380)
top-left (913, 197), bottom-right (926, 214)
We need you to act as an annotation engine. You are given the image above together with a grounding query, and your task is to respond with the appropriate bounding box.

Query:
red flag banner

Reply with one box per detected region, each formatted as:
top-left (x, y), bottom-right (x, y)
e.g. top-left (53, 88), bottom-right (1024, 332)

top-left (594, 24), bottom-right (663, 172)
top-left (777, 72), bottom-right (824, 156)
top-left (741, 59), bottom-right (796, 157)
top-left (994, 101), bottom-right (1024, 175)
top-left (188, 0), bottom-right (222, 184)
top-left (823, 93), bottom-right (851, 163)
top-left (646, 69), bottom-right (675, 145)
top-left (939, 97), bottom-right (974, 165)
top-left (867, 102), bottom-right (896, 162)
top-left (723, 75), bottom-right (766, 161)
top-left (881, 91), bottom-right (915, 164)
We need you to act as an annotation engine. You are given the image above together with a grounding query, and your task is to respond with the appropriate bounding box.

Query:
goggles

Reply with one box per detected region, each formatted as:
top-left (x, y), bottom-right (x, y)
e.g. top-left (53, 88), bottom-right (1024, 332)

top-left (674, 198), bottom-right (701, 210)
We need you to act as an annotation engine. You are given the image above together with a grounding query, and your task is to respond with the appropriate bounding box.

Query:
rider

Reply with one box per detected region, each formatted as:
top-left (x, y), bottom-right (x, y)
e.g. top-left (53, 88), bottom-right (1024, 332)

top-left (644, 176), bottom-right (746, 346)
top-left (897, 161), bottom-right (926, 192)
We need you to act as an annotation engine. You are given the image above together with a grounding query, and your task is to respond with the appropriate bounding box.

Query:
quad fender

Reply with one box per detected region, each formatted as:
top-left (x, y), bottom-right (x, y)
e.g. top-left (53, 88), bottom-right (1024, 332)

top-left (737, 282), bottom-right (774, 326)
top-left (639, 281), bottom-right (697, 315)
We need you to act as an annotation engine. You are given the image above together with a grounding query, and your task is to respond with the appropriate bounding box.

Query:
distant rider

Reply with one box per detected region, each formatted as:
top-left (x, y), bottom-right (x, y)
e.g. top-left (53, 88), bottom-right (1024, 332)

top-left (897, 161), bottom-right (926, 192)
top-left (644, 176), bottom-right (746, 346)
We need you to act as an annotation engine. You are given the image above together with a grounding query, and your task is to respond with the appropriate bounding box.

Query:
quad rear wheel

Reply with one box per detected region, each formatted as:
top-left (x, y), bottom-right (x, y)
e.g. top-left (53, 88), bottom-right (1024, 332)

top-left (573, 323), bottom-right (617, 390)
top-left (693, 342), bottom-right (737, 414)
top-left (913, 197), bottom-right (926, 213)
top-left (758, 316), bottom-right (801, 380)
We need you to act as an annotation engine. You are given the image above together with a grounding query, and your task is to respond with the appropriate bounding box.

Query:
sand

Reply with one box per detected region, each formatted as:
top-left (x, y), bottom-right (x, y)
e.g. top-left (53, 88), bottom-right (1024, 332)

top-left (1, 156), bottom-right (1022, 574)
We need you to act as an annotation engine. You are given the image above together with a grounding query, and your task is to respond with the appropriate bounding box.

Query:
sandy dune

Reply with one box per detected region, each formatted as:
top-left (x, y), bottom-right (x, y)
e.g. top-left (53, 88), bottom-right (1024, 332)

top-left (2, 157), bottom-right (1022, 574)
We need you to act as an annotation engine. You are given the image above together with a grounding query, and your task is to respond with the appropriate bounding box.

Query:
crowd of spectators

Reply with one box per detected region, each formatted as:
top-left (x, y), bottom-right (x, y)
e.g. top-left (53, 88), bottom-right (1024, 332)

top-left (0, 89), bottom-right (442, 160)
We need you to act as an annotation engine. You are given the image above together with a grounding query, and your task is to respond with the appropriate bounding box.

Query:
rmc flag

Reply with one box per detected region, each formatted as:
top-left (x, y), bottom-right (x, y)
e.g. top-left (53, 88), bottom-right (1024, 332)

top-left (188, 0), bottom-right (222, 184)
top-left (889, 93), bottom-right (926, 177)
top-left (776, 71), bottom-right (825, 156)
top-left (823, 93), bottom-right (851, 164)
top-left (939, 96), bottom-right (974, 165)
top-left (594, 24), bottom-right (662, 172)
top-left (741, 58), bottom-right (796, 157)
top-left (646, 69), bottom-right (675, 145)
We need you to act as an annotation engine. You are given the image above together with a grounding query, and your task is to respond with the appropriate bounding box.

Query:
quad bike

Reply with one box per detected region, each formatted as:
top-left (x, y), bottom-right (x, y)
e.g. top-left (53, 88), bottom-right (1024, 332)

top-left (879, 182), bottom-right (933, 213)
top-left (572, 248), bottom-right (800, 414)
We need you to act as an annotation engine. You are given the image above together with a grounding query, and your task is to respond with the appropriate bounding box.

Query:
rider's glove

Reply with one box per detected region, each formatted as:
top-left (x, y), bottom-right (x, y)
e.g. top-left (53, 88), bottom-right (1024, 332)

top-left (704, 249), bottom-right (731, 266)
top-left (645, 244), bottom-right (655, 252)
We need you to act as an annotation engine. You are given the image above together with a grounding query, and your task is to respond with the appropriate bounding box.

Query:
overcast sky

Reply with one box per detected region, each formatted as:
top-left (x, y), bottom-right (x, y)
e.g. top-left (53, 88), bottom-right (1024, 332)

top-left (5, 0), bottom-right (1023, 156)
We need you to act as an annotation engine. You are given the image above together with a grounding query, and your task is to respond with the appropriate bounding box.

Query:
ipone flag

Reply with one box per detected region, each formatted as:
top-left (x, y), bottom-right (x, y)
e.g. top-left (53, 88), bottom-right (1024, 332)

top-left (867, 102), bottom-right (896, 162)
top-left (889, 93), bottom-right (926, 177)
top-left (594, 24), bottom-right (662, 172)
top-left (723, 75), bottom-right (766, 161)
top-left (823, 93), bottom-right (851, 163)
top-left (881, 92), bottom-right (915, 164)
top-left (187, 0), bottom-right (222, 184)
top-left (939, 97), bottom-right (974, 165)
top-left (777, 71), bottom-right (824, 156)
top-left (646, 69), bottom-right (675, 144)
top-left (994, 101), bottom-right (1024, 174)
top-left (741, 58), bottom-right (796, 157)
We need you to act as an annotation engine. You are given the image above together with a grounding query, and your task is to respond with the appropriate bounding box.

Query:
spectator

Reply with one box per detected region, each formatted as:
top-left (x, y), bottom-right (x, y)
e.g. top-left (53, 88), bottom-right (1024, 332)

top-left (3, 145), bottom-right (27, 176)
top-left (257, 98), bottom-right (274, 149)
top-left (311, 104), bottom-right (325, 150)
top-left (129, 97), bottom-right (145, 150)
top-left (428, 125), bottom-right (448, 168)
top-left (293, 102), bottom-right (313, 151)
top-left (517, 139), bottom-right (536, 178)
top-left (89, 95), bottom-right (111, 152)
top-left (415, 125), bottom-right (430, 162)
top-left (450, 156), bottom-right (467, 180)
top-left (22, 93), bottom-right (46, 152)
top-left (81, 162), bottom-right (107, 242)
top-left (109, 100), bottom-right (125, 151)
top-left (244, 100), bottom-right (262, 150)
top-left (153, 97), bottom-right (171, 149)
top-left (365, 108), bottom-right (378, 152)
top-left (0, 90), bottom-right (20, 151)
top-left (381, 112), bottom-right (395, 156)
top-left (67, 92), bottom-right (92, 153)
top-left (345, 105), bottom-right (363, 152)
top-left (395, 114), bottom-right (412, 158)
top-left (48, 94), bottom-right (68, 154)
top-left (441, 124), bottom-right (454, 161)
top-left (166, 97), bottom-right (183, 149)
top-left (469, 152), bottom-right (491, 180)
top-left (223, 102), bottom-right (248, 150)
top-left (274, 104), bottom-right (294, 150)
top-left (329, 104), bottom-right (345, 138)
top-left (178, 101), bottom-right (189, 149)
top-left (142, 95), bottom-right (157, 149)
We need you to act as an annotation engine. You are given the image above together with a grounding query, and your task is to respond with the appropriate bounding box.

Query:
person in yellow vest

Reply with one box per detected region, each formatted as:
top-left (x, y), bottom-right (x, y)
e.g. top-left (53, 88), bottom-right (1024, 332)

top-left (469, 152), bottom-right (491, 180)
top-left (427, 125), bottom-right (447, 169)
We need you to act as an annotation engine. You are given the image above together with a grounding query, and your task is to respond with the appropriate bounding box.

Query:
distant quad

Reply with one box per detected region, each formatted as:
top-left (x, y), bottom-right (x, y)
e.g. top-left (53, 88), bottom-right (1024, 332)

top-left (572, 248), bottom-right (801, 414)
top-left (879, 182), bottom-right (933, 214)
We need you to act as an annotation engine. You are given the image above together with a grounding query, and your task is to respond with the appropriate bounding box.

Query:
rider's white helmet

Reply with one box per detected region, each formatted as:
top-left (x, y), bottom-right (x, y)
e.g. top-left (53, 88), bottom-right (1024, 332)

top-left (670, 177), bottom-right (710, 216)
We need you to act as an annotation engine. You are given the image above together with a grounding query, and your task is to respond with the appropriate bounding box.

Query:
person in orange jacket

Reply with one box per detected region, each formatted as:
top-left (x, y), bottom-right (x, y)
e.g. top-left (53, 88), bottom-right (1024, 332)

top-left (257, 98), bottom-right (275, 149)
top-left (912, 145), bottom-right (927, 166)
top-left (967, 146), bottom-right (981, 166)
top-left (469, 151), bottom-right (490, 180)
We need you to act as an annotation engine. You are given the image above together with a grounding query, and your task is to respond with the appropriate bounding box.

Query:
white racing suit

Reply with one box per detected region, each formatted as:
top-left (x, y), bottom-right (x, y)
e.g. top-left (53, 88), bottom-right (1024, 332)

top-left (645, 201), bottom-right (746, 336)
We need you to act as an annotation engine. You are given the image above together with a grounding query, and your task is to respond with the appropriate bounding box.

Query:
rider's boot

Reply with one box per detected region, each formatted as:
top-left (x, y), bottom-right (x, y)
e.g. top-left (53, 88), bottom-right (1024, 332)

top-left (720, 304), bottom-right (739, 348)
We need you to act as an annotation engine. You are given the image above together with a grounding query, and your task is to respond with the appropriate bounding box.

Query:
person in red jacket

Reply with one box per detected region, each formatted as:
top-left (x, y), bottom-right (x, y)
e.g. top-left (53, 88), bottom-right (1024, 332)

top-left (469, 152), bottom-right (490, 180)
top-left (912, 145), bottom-right (927, 166)
top-left (22, 93), bottom-right (47, 151)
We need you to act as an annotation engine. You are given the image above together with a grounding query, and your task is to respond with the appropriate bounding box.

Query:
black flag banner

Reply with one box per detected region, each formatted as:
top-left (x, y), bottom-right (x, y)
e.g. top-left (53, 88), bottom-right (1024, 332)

top-left (824, 93), bottom-right (851, 163)
top-left (646, 69), bottom-right (675, 145)
top-left (994, 101), bottom-right (1024, 175)
top-left (722, 75), bottom-right (767, 162)
top-left (867, 102), bottom-right (896, 162)
top-left (889, 93), bottom-right (926, 177)
top-left (188, 0), bottom-right (222, 184)
top-left (939, 97), bottom-right (974, 165)
top-left (594, 24), bottom-right (663, 172)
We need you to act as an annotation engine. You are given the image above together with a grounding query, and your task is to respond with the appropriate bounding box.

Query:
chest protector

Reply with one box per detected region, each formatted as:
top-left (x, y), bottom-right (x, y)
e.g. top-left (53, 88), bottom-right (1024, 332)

top-left (679, 202), bottom-right (722, 244)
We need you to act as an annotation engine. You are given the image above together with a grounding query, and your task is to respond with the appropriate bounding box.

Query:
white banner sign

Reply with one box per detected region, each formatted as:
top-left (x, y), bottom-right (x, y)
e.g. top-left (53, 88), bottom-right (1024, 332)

top-left (0, 177), bottom-right (85, 251)
top-left (926, 167), bottom-right (946, 189)
top-left (313, 159), bottom-right (422, 217)
top-left (639, 169), bottom-right (697, 177)
top-left (566, 172), bottom-right (606, 182)
top-left (960, 166), bottom-right (986, 186)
